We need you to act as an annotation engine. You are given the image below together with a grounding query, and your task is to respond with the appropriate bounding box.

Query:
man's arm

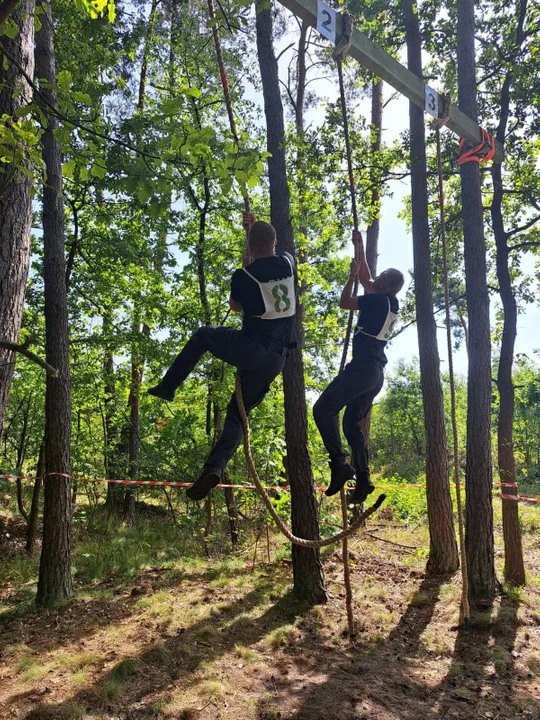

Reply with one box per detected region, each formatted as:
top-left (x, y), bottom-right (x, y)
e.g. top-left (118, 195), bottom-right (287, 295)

top-left (353, 230), bottom-right (375, 293)
top-left (229, 214), bottom-right (256, 313)
top-left (339, 260), bottom-right (360, 310)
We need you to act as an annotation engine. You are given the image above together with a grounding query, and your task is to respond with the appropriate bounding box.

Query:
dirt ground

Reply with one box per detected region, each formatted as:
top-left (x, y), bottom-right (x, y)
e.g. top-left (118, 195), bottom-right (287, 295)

top-left (1, 508), bottom-right (539, 720)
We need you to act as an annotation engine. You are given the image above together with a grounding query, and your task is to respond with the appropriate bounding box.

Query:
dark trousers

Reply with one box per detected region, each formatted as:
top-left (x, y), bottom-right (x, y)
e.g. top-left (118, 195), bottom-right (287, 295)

top-left (313, 361), bottom-right (384, 474)
top-left (160, 326), bottom-right (287, 474)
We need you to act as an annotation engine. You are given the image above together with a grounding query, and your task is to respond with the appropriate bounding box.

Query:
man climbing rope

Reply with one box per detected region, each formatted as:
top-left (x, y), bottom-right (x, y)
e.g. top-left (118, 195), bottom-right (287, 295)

top-left (148, 212), bottom-right (296, 500)
top-left (313, 231), bottom-right (404, 504)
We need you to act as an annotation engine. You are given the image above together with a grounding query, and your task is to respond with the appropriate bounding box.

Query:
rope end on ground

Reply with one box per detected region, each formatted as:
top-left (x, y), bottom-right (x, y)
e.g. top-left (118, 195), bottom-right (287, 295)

top-left (372, 493), bottom-right (386, 509)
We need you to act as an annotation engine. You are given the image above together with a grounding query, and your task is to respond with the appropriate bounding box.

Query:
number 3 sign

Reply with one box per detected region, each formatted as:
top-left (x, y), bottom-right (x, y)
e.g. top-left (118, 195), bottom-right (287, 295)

top-left (316, 0), bottom-right (336, 44)
top-left (425, 85), bottom-right (439, 118)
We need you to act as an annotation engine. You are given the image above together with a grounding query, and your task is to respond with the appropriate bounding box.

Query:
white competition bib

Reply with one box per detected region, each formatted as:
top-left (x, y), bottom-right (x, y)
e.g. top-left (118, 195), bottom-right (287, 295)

top-left (355, 296), bottom-right (398, 341)
top-left (242, 256), bottom-right (296, 320)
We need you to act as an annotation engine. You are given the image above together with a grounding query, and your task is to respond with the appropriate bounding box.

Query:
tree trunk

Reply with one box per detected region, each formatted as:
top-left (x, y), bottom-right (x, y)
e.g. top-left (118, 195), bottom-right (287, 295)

top-left (224, 481), bottom-right (240, 546)
top-left (457, 0), bottom-right (497, 602)
top-left (403, 0), bottom-right (459, 574)
top-left (26, 440), bottom-right (45, 555)
top-left (365, 78), bottom-right (383, 276)
top-left (0, 0), bottom-right (35, 436)
top-left (490, 0), bottom-right (527, 587)
top-left (103, 312), bottom-right (125, 511)
top-left (35, 0), bottom-right (73, 606)
top-left (123, 325), bottom-right (141, 524)
top-left (256, 0), bottom-right (326, 604)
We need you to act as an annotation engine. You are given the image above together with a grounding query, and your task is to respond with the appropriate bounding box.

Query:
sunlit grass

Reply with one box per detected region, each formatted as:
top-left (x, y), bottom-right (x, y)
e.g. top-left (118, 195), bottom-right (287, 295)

top-left (198, 679), bottom-right (227, 700)
top-left (266, 624), bottom-right (298, 649)
top-left (234, 643), bottom-right (263, 663)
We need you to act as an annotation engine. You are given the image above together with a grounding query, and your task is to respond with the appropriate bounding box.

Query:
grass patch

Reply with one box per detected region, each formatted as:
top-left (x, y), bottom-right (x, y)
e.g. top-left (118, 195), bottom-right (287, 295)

top-left (56, 700), bottom-right (87, 720)
top-left (267, 624), bottom-right (299, 649)
top-left (195, 625), bottom-right (221, 641)
top-left (135, 590), bottom-right (175, 616)
top-left (410, 591), bottom-right (429, 607)
top-left (15, 653), bottom-right (50, 682)
top-left (94, 657), bottom-right (141, 703)
top-left (234, 643), bottom-right (263, 663)
top-left (198, 679), bottom-right (226, 700)
top-left (55, 651), bottom-right (100, 671)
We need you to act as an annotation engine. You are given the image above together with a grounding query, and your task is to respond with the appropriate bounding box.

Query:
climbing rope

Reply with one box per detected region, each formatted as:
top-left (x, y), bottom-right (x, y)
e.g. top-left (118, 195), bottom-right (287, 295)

top-left (434, 120), bottom-right (470, 626)
top-left (206, 0), bottom-right (251, 219)
top-left (333, 25), bottom-right (363, 633)
top-left (235, 374), bottom-right (385, 548)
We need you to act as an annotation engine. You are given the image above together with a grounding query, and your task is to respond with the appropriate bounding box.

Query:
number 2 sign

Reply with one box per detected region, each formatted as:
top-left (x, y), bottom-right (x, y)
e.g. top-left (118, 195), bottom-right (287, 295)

top-left (316, 0), bottom-right (336, 44)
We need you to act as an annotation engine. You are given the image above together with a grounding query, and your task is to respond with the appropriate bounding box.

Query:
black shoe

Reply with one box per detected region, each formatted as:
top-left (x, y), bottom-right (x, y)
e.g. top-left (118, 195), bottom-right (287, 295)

top-left (186, 470), bottom-right (221, 501)
top-left (148, 383), bottom-right (175, 402)
top-left (351, 471), bottom-right (375, 504)
top-left (325, 462), bottom-right (356, 497)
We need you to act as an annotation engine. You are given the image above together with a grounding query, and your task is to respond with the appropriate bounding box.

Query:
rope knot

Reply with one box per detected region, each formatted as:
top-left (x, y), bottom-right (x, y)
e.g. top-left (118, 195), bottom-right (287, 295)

top-left (332, 13), bottom-right (353, 61)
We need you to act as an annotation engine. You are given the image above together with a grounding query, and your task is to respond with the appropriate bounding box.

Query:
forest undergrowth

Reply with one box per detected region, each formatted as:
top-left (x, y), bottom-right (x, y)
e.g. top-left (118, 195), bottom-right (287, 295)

top-left (0, 485), bottom-right (539, 720)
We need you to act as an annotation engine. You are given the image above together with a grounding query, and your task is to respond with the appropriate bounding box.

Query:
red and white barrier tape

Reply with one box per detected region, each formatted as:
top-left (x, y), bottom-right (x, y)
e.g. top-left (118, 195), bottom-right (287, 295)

top-left (501, 493), bottom-right (540, 504)
top-left (1, 473), bottom-right (538, 502)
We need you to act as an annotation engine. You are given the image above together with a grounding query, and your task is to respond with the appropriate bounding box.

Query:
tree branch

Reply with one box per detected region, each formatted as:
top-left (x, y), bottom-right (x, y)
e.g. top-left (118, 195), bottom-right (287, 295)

top-left (508, 240), bottom-right (540, 253)
top-left (0, 341), bottom-right (58, 377)
top-left (506, 215), bottom-right (540, 239)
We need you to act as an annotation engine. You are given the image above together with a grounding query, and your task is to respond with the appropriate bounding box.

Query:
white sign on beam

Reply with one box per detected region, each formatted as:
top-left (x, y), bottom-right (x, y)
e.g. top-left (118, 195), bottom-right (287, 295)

top-left (316, 0), bottom-right (336, 43)
top-left (425, 85), bottom-right (438, 118)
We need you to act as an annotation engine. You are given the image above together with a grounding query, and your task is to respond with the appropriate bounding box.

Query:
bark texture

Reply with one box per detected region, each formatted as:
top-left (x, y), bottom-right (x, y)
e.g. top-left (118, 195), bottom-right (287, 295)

top-left (403, 0), bottom-right (459, 574)
top-left (365, 78), bottom-right (382, 276)
top-left (490, 0), bottom-right (528, 587)
top-left (35, 0), bottom-right (73, 606)
top-left (457, 0), bottom-right (497, 602)
top-left (256, 0), bottom-right (326, 604)
top-left (0, 0), bottom-right (35, 436)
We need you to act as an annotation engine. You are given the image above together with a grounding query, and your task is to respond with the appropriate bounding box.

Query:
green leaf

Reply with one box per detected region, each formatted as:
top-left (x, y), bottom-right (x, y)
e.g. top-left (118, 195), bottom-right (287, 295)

top-left (72, 91), bottom-right (93, 106)
top-left (14, 105), bottom-right (32, 118)
top-left (161, 98), bottom-right (184, 116)
top-left (184, 87), bottom-right (201, 99)
top-left (57, 70), bottom-right (72, 92)
top-left (62, 159), bottom-right (77, 179)
top-left (1, 18), bottom-right (19, 40)
top-left (91, 162), bottom-right (106, 179)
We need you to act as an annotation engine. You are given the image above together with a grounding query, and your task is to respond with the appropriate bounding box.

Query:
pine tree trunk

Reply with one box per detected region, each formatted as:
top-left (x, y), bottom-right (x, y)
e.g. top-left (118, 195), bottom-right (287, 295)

top-left (35, 0), bottom-right (73, 606)
top-left (256, 0), bottom-right (326, 604)
top-left (365, 78), bottom-right (382, 276)
top-left (490, 0), bottom-right (527, 587)
top-left (457, 0), bottom-right (497, 602)
top-left (0, 0), bottom-right (35, 436)
top-left (26, 440), bottom-right (45, 555)
top-left (403, 0), bottom-right (459, 574)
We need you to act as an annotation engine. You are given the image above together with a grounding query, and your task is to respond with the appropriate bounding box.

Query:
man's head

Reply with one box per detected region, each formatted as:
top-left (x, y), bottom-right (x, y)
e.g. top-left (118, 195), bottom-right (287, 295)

top-left (372, 268), bottom-right (405, 295)
top-left (248, 221), bottom-right (277, 258)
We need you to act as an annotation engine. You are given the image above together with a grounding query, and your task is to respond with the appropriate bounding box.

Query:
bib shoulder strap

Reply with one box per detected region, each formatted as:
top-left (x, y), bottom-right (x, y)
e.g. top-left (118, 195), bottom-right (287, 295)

top-left (242, 267), bottom-right (259, 283)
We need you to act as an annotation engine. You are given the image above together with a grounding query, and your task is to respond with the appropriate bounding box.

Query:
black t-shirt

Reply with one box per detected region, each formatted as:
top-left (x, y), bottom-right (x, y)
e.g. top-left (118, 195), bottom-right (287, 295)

top-left (230, 252), bottom-right (296, 347)
top-left (352, 293), bottom-right (399, 367)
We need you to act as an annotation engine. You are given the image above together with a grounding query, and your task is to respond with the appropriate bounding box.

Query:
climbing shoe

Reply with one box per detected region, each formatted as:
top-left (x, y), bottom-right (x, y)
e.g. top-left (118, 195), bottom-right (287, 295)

top-left (148, 383), bottom-right (175, 402)
top-left (186, 470), bottom-right (221, 501)
top-left (325, 462), bottom-right (356, 497)
top-left (351, 470), bottom-right (375, 504)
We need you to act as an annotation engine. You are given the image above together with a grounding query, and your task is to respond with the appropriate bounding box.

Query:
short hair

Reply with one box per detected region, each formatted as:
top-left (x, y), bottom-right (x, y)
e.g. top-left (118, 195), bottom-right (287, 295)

top-left (383, 268), bottom-right (405, 294)
top-left (248, 221), bottom-right (276, 252)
